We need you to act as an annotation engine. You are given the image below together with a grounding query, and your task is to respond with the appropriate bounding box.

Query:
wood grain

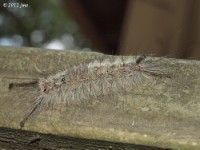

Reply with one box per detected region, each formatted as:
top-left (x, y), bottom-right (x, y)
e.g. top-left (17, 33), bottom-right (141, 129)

top-left (0, 46), bottom-right (199, 149)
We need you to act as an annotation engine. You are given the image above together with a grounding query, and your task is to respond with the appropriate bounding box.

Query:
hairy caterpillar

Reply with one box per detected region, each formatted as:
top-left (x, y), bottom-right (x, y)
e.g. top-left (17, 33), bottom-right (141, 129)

top-left (10, 55), bottom-right (170, 128)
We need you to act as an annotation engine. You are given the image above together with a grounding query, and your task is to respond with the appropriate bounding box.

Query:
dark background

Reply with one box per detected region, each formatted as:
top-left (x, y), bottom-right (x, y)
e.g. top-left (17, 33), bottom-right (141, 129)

top-left (1, 0), bottom-right (200, 59)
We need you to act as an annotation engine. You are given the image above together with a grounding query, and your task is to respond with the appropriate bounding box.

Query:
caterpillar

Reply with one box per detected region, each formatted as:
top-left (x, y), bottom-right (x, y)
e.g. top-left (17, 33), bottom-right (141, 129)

top-left (9, 55), bottom-right (170, 128)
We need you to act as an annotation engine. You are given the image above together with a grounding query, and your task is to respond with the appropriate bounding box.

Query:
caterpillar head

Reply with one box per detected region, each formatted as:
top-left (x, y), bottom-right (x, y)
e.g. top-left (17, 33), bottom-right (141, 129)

top-left (38, 73), bottom-right (66, 93)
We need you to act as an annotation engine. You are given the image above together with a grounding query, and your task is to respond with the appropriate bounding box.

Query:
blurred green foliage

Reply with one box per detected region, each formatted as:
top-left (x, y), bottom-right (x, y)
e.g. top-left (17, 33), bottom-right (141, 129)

top-left (0, 0), bottom-right (92, 50)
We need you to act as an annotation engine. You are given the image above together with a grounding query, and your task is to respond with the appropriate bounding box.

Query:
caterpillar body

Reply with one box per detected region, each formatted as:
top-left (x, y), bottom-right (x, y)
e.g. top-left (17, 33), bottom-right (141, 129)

top-left (13, 55), bottom-right (169, 128)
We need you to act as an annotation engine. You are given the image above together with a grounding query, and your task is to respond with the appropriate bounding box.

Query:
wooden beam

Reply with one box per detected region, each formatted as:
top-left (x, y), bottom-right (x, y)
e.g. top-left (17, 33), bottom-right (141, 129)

top-left (0, 46), bottom-right (200, 149)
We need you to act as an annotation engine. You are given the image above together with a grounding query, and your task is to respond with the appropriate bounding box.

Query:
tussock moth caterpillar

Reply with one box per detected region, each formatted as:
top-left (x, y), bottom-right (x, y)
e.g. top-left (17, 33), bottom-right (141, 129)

top-left (9, 55), bottom-right (170, 128)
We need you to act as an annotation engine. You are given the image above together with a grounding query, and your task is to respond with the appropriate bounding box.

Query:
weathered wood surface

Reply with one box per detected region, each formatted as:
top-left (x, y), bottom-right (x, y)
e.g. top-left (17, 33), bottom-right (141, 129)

top-left (0, 46), bottom-right (199, 150)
